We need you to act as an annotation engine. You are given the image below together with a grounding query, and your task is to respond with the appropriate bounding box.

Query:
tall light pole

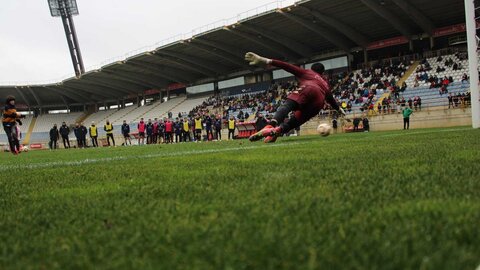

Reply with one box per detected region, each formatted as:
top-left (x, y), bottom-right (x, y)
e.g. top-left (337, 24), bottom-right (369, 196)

top-left (48, 0), bottom-right (85, 78)
top-left (464, 0), bottom-right (479, 128)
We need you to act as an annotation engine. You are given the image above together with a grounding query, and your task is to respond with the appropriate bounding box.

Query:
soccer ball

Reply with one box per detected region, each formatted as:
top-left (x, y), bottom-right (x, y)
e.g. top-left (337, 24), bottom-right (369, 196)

top-left (22, 146), bottom-right (29, 152)
top-left (317, 123), bottom-right (331, 137)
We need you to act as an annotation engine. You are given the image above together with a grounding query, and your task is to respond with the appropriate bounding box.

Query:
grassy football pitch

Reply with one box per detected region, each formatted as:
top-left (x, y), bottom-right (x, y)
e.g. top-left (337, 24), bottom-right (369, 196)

top-left (0, 127), bottom-right (479, 269)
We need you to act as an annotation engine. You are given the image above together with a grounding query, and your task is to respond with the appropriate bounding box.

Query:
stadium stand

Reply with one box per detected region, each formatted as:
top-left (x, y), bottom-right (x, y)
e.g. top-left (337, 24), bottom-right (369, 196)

top-left (29, 112), bottom-right (82, 143)
top-left (169, 96), bottom-right (209, 118)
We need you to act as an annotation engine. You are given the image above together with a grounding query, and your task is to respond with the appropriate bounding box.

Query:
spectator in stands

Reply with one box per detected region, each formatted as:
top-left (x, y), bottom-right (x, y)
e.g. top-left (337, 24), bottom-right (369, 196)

top-left (168, 111), bottom-right (173, 119)
top-left (408, 98), bottom-right (413, 108)
top-left (214, 117), bottom-right (222, 141)
top-left (255, 113), bottom-right (268, 132)
top-left (104, 120), bottom-right (115, 146)
top-left (413, 97), bottom-right (419, 111)
top-left (436, 66), bottom-right (445, 73)
top-left (462, 73), bottom-right (469, 83)
top-left (453, 94), bottom-right (459, 107)
top-left (174, 118), bottom-right (182, 143)
top-left (442, 76), bottom-right (450, 86)
top-left (453, 62), bottom-right (458, 71)
top-left (74, 123), bottom-right (82, 148)
top-left (448, 93), bottom-right (454, 109)
top-left (137, 118), bottom-right (146, 145)
top-left (2, 95), bottom-right (24, 154)
top-left (413, 79), bottom-right (420, 88)
top-left (362, 116), bottom-right (369, 132)
top-left (121, 120), bottom-right (131, 146)
top-left (439, 84), bottom-right (448, 96)
top-left (417, 96), bottom-right (422, 111)
top-left (80, 123), bottom-right (88, 147)
top-left (59, 122), bottom-right (71, 149)
top-left (146, 119), bottom-right (154, 144)
top-left (228, 116), bottom-right (236, 140)
top-left (165, 119), bottom-right (173, 143)
top-left (402, 107), bottom-right (413, 130)
top-left (194, 115), bottom-right (203, 142)
top-left (182, 117), bottom-right (191, 142)
top-left (400, 82), bottom-right (407, 92)
top-left (49, 124), bottom-right (59, 150)
top-left (89, 122), bottom-right (98, 147)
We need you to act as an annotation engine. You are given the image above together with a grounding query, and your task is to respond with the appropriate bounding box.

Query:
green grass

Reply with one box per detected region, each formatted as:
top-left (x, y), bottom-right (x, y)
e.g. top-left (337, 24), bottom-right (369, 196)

top-left (0, 127), bottom-right (479, 269)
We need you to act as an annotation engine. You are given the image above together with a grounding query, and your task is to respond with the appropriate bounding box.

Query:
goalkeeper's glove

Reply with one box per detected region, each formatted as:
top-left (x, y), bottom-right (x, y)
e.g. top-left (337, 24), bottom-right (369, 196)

top-left (20, 114), bottom-right (26, 118)
top-left (245, 52), bottom-right (272, 66)
top-left (16, 119), bottom-right (23, 126)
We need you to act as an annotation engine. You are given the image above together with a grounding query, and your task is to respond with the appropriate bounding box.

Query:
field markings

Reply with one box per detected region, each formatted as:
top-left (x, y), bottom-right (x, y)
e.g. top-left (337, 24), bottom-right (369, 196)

top-left (0, 127), bottom-right (474, 172)
top-left (0, 142), bottom-right (304, 172)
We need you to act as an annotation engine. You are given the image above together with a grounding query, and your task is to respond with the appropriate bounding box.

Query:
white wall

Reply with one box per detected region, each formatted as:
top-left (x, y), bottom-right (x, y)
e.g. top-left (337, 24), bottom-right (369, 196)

top-left (186, 83), bottom-right (214, 94)
top-left (218, 77), bottom-right (244, 89)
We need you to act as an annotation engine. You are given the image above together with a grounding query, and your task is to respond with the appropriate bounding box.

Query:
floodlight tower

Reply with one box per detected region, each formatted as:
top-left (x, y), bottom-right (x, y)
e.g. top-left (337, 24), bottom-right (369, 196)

top-left (48, 0), bottom-right (85, 77)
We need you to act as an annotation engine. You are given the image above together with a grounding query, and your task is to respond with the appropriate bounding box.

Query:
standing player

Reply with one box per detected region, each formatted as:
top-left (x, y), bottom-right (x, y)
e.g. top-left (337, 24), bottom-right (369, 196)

top-left (2, 96), bottom-right (25, 155)
top-left (245, 52), bottom-right (345, 143)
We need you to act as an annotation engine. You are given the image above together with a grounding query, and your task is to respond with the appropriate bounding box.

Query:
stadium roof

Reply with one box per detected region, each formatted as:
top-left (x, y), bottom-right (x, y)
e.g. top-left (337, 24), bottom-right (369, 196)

top-left (0, 0), bottom-right (466, 107)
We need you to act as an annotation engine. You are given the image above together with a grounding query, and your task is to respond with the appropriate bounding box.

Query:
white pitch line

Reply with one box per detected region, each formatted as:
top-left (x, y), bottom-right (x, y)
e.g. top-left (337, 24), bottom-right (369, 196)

top-left (0, 142), bottom-right (303, 172)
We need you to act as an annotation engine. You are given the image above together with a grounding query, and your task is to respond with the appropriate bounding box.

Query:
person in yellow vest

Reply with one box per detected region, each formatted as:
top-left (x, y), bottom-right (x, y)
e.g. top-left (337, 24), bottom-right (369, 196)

top-left (182, 117), bottom-right (191, 142)
top-left (104, 120), bottom-right (115, 146)
top-left (89, 121), bottom-right (98, 147)
top-left (194, 114), bottom-right (203, 142)
top-left (228, 116), bottom-right (236, 140)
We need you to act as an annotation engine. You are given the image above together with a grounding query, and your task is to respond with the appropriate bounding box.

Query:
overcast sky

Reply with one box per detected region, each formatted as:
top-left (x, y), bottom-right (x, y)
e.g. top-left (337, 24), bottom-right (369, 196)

top-left (0, 0), bottom-right (291, 84)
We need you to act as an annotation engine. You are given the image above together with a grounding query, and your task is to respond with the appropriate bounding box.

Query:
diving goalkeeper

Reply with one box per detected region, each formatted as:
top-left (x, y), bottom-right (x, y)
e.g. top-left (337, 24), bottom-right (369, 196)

top-left (245, 52), bottom-right (345, 143)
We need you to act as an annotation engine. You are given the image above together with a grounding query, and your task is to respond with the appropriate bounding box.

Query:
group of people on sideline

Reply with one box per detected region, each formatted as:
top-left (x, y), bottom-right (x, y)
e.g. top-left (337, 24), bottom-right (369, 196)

top-left (46, 114), bottom-right (239, 149)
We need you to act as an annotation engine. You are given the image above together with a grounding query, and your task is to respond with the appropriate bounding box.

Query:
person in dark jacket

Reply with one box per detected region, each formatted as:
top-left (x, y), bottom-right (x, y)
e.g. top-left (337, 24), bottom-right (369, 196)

top-left (146, 119), bottom-right (154, 144)
top-left (121, 120), bottom-right (131, 146)
top-left (73, 123), bottom-right (83, 148)
top-left (362, 117), bottom-right (369, 132)
top-left (353, 118), bottom-right (360, 132)
top-left (255, 113), bottom-right (268, 132)
top-left (332, 118), bottom-right (338, 134)
top-left (80, 123), bottom-right (88, 147)
top-left (214, 117), bottom-right (222, 140)
top-left (49, 124), bottom-right (60, 150)
top-left (59, 122), bottom-right (70, 148)
top-left (204, 115), bottom-right (213, 141)
top-left (174, 118), bottom-right (182, 143)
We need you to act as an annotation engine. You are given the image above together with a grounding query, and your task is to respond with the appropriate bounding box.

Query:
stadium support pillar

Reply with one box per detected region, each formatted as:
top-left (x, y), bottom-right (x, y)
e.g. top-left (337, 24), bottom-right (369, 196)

top-left (409, 40), bottom-right (414, 51)
top-left (429, 37), bottom-right (435, 49)
top-left (363, 49), bottom-right (368, 64)
top-left (465, 0), bottom-right (480, 128)
top-left (136, 95), bottom-right (140, 107)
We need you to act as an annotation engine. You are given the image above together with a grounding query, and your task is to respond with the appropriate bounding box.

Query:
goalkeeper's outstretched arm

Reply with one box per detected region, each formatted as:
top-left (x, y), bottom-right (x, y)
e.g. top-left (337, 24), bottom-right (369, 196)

top-left (245, 52), bottom-right (306, 79)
